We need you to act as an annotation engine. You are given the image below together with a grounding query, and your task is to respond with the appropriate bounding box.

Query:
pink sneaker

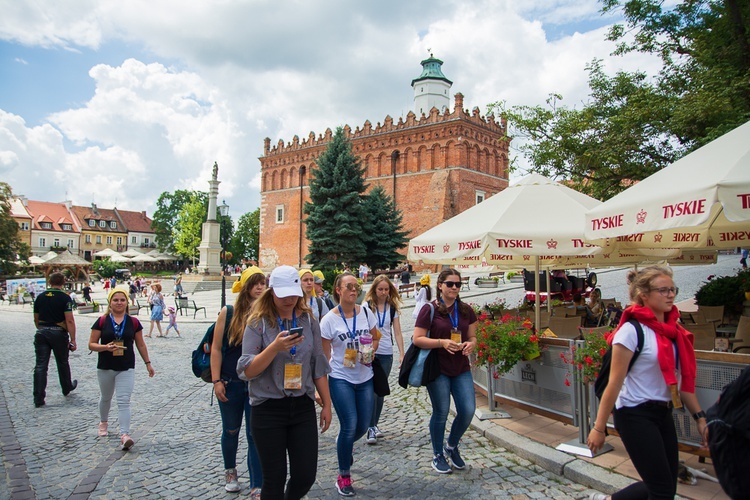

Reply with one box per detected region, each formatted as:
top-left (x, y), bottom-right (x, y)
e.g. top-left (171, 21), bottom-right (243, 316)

top-left (121, 434), bottom-right (134, 451)
top-left (98, 422), bottom-right (108, 437)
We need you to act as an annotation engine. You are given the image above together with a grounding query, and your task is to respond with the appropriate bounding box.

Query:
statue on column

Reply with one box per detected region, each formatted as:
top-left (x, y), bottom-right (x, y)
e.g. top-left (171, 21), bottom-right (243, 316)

top-left (212, 161), bottom-right (218, 181)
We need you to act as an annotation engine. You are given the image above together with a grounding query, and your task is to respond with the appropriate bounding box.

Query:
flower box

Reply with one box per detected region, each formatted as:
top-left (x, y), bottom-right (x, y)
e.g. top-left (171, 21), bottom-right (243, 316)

top-left (77, 304), bottom-right (100, 314)
top-left (476, 280), bottom-right (498, 288)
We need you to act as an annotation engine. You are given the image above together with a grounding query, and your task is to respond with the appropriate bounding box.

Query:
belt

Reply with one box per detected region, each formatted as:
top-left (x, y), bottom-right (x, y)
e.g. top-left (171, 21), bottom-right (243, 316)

top-left (643, 400), bottom-right (673, 409)
top-left (39, 325), bottom-right (65, 331)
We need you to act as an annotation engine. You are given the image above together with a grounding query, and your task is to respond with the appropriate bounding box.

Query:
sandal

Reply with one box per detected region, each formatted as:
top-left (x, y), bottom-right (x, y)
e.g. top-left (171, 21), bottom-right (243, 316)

top-left (250, 488), bottom-right (261, 499)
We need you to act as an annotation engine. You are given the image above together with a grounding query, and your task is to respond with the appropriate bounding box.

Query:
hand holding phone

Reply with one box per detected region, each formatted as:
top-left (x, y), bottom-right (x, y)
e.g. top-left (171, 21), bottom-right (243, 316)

top-left (288, 327), bottom-right (303, 337)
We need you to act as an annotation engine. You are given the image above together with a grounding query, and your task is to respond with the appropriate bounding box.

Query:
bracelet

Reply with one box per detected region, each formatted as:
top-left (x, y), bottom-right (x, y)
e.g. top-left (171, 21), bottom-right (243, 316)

top-left (592, 426), bottom-right (605, 434)
top-left (212, 380), bottom-right (222, 384)
top-left (693, 410), bottom-right (706, 421)
top-left (144, 361), bottom-right (151, 365)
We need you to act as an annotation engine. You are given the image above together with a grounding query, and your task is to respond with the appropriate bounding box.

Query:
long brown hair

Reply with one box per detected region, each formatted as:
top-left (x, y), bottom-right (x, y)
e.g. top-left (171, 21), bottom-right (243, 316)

top-left (435, 268), bottom-right (471, 317)
top-left (332, 272), bottom-right (357, 303)
top-left (364, 274), bottom-right (402, 314)
top-left (227, 272), bottom-right (267, 346)
top-left (247, 288), bottom-right (312, 329)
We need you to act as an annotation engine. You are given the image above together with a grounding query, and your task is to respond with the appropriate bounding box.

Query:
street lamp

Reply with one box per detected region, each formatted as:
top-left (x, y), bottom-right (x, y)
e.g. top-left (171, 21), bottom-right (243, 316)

top-left (219, 200), bottom-right (230, 308)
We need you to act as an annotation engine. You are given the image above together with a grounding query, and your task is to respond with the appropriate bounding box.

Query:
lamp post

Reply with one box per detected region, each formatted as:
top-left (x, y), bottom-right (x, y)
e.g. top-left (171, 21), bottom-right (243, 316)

top-left (219, 200), bottom-right (230, 308)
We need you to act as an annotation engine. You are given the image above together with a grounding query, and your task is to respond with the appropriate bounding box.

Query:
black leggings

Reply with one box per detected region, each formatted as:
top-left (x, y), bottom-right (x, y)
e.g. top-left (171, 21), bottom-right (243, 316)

top-left (251, 396), bottom-right (318, 500)
top-left (612, 403), bottom-right (678, 500)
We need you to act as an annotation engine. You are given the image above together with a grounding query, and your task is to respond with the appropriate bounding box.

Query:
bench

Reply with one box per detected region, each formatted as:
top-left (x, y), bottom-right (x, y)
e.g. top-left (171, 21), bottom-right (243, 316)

top-left (175, 297), bottom-right (207, 319)
top-left (489, 271), bottom-right (505, 283)
top-left (1, 294), bottom-right (12, 305)
top-left (135, 299), bottom-right (150, 316)
top-left (460, 276), bottom-right (470, 291)
top-left (398, 283), bottom-right (416, 298)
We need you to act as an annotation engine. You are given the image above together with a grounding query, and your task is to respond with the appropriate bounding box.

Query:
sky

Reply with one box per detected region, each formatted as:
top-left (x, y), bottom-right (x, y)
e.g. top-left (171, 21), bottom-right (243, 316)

top-left (0, 0), bottom-right (661, 222)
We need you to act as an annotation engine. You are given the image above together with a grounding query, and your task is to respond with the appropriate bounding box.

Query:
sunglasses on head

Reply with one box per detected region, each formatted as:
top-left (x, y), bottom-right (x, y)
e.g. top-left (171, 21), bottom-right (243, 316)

top-left (441, 281), bottom-right (461, 288)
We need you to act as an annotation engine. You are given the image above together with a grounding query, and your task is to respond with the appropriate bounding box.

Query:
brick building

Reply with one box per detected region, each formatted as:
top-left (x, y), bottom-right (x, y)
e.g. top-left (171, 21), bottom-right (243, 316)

top-left (258, 56), bottom-right (511, 269)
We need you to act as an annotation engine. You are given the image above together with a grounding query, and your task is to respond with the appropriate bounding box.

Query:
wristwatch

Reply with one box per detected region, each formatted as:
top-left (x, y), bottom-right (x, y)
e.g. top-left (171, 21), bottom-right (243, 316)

top-left (693, 410), bottom-right (706, 421)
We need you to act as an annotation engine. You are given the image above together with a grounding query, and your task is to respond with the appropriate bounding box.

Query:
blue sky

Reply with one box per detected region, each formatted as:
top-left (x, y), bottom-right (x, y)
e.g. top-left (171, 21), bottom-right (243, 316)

top-left (0, 0), bottom-right (656, 220)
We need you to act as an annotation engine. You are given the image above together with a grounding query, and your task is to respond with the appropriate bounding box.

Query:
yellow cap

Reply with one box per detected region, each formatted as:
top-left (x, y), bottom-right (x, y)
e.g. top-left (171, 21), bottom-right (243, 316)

top-left (420, 275), bottom-right (431, 285)
top-left (107, 287), bottom-right (130, 304)
top-left (298, 268), bottom-right (316, 296)
top-left (232, 266), bottom-right (264, 293)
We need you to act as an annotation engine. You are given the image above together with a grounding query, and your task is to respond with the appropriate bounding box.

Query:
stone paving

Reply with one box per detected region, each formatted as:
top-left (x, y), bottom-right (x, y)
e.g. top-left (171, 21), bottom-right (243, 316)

top-left (0, 254), bottom-right (740, 499)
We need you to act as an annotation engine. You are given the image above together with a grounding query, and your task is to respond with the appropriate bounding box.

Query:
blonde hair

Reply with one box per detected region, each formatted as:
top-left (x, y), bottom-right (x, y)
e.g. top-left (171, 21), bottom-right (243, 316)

top-left (247, 288), bottom-right (311, 329)
top-left (627, 265), bottom-right (674, 306)
top-left (228, 272), bottom-right (267, 346)
top-left (364, 274), bottom-right (402, 314)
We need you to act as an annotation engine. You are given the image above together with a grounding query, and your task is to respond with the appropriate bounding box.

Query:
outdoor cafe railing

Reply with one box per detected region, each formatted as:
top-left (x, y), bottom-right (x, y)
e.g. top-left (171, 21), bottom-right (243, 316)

top-left (473, 338), bottom-right (750, 456)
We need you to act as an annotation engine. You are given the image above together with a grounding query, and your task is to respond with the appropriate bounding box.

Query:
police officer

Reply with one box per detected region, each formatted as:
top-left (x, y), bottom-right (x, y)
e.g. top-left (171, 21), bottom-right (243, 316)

top-left (33, 272), bottom-right (78, 408)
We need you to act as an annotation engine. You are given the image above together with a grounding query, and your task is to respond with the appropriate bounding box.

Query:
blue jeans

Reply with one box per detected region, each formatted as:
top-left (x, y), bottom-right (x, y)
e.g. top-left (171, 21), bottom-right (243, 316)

top-left (425, 371), bottom-right (476, 455)
top-left (329, 376), bottom-right (374, 475)
top-left (217, 380), bottom-right (262, 488)
top-left (370, 354), bottom-right (393, 427)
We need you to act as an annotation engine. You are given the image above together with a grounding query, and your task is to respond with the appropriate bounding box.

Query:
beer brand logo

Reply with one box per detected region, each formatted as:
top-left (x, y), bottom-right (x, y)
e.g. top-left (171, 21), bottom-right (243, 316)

top-left (523, 255), bottom-right (530, 261)
top-left (546, 238), bottom-right (558, 249)
top-left (636, 209), bottom-right (647, 224)
top-left (738, 193), bottom-right (750, 209)
top-left (521, 363), bottom-right (537, 384)
top-left (443, 244), bottom-right (450, 253)
top-left (662, 199), bottom-right (706, 219)
top-left (654, 233), bottom-right (663, 243)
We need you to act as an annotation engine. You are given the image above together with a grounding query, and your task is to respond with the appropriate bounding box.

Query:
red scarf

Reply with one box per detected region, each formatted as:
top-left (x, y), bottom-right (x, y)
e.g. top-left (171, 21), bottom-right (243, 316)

top-left (615, 304), bottom-right (697, 393)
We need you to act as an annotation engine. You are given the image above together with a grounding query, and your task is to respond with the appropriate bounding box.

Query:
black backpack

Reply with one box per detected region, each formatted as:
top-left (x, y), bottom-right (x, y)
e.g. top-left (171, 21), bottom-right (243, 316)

top-left (191, 305), bottom-right (233, 382)
top-left (593, 319), bottom-right (644, 400)
top-left (706, 365), bottom-right (750, 499)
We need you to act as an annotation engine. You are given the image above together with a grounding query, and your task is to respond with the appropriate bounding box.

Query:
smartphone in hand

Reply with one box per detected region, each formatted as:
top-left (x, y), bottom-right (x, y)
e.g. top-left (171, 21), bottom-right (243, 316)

top-left (288, 327), bottom-right (303, 337)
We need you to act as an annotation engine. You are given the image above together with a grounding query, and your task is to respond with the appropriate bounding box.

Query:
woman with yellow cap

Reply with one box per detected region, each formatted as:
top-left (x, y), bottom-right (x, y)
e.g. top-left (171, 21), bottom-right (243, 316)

top-left (299, 269), bottom-right (329, 323)
top-left (413, 274), bottom-right (432, 319)
top-left (210, 266), bottom-right (266, 495)
top-left (88, 287), bottom-right (155, 451)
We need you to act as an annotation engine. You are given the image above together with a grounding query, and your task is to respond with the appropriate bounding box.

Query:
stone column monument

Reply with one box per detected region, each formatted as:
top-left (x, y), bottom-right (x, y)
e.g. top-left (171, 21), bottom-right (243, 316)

top-left (196, 162), bottom-right (222, 274)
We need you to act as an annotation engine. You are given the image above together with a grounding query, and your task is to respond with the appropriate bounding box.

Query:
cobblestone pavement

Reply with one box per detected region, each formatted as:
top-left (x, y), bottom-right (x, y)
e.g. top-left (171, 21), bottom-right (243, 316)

top-left (0, 254), bottom-right (740, 499)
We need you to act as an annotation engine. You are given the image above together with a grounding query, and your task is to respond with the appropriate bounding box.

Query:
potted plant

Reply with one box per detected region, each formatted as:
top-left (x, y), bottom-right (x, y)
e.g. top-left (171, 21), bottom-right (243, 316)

top-left (560, 328), bottom-right (609, 387)
top-left (483, 297), bottom-right (507, 318)
top-left (474, 276), bottom-right (499, 288)
top-left (475, 313), bottom-right (540, 377)
top-left (695, 271), bottom-right (746, 313)
top-left (506, 271), bottom-right (524, 283)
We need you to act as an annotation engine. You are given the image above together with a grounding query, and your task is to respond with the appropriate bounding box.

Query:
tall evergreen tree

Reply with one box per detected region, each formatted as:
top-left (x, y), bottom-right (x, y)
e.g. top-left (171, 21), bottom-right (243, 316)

top-left (304, 127), bottom-right (368, 269)
top-left (362, 185), bottom-right (408, 270)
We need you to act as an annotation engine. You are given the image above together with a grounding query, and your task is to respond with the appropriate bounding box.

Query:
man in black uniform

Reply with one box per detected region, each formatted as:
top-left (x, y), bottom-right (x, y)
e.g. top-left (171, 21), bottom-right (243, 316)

top-left (33, 272), bottom-right (78, 407)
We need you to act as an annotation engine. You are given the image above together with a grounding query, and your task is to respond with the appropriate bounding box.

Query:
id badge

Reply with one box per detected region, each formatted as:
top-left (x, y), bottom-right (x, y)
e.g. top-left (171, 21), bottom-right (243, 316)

top-left (450, 328), bottom-right (462, 344)
top-left (284, 362), bottom-right (303, 390)
top-left (344, 342), bottom-right (358, 368)
top-left (113, 340), bottom-right (124, 357)
top-left (669, 384), bottom-right (683, 409)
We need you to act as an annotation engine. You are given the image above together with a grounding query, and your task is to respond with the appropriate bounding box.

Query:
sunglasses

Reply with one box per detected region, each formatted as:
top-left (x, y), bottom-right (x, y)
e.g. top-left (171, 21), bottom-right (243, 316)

top-left (343, 283), bottom-right (362, 292)
top-left (441, 281), bottom-right (461, 288)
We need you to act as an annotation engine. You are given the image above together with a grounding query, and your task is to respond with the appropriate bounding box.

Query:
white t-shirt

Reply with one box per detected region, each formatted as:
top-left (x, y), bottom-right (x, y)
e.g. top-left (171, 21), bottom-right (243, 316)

top-left (613, 321), bottom-right (679, 409)
top-left (362, 301), bottom-right (398, 355)
top-left (413, 287), bottom-right (427, 319)
top-left (307, 295), bottom-right (330, 323)
top-left (320, 305), bottom-right (377, 384)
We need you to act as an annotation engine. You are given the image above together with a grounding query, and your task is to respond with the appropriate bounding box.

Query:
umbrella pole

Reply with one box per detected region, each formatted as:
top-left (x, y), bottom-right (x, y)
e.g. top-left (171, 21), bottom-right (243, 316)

top-left (534, 258), bottom-right (541, 332)
top-left (546, 271), bottom-right (552, 312)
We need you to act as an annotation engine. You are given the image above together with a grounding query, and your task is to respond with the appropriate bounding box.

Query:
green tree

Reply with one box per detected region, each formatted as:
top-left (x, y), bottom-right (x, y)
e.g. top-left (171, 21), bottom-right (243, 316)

top-left (0, 182), bottom-right (29, 275)
top-left (173, 196), bottom-right (205, 267)
top-left (152, 190), bottom-right (208, 253)
top-left (92, 258), bottom-right (120, 279)
top-left (304, 127), bottom-right (368, 269)
top-left (361, 185), bottom-right (408, 270)
top-left (229, 208), bottom-right (260, 263)
top-left (219, 213), bottom-right (234, 261)
top-left (492, 0), bottom-right (750, 199)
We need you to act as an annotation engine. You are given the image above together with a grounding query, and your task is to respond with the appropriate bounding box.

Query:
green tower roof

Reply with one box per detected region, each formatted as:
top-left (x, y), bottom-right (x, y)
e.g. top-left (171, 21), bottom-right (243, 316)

top-left (411, 55), bottom-right (453, 87)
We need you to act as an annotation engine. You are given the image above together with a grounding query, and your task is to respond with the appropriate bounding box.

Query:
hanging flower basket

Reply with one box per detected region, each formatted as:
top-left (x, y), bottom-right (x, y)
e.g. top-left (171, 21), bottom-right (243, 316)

top-left (475, 313), bottom-right (540, 376)
top-left (560, 328), bottom-right (610, 386)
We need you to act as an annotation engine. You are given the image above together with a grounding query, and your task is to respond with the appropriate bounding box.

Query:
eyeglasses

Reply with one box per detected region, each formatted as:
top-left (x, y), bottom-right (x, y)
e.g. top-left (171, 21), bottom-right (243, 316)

top-left (442, 281), bottom-right (461, 288)
top-left (652, 286), bottom-right (679, 297)
top-left (343, 283), bottom-right (362, 292)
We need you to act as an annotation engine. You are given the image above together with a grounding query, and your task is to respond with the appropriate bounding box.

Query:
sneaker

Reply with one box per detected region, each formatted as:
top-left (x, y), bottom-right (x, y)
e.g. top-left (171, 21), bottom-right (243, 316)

top-left (444, 443), bottom-right (466, 469)
top-left (335, 474), bottom-right (355, 496)
top-left (366, 427), bottom-right (377, 444)
top-left (431, 453), bottom-right (452, 474)
top-left (225, 468), bottom-right (240, 493)
top-left (98, 422), bottom-right (108, 437)
top-left (120, 434), bottom-right (134, 451)
top-left (373, 425), bottom-right (384, 438)
top-left (589, 494), bottom-right (608, 500)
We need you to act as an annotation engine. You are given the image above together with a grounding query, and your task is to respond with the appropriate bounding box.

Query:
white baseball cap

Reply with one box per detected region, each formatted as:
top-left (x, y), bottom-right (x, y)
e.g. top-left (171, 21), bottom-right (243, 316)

top-left (269, 265), bottom-right (303, 298)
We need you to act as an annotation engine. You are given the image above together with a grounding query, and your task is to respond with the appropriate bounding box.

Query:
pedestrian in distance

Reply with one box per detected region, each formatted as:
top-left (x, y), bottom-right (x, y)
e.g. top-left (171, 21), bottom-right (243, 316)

top-left (320, 272), bottom-right (380, 497)
top-left (412, 274), bottom-right (432, 319)
top-left (211, 266), bottom-right (266, 495)
top-left (412, 268), bottom-right (477, 474)
top-left (146, 283), bottom-right (165, 337)
top-left (238, 265), bottom-right (332, 500)
top-left (587, 265), bottom-right (707, 500)
top-left (163, 306), bottom-right (180, 338)
top-left (88, 287), bottom-right (155, 451)
top-left (82, 282), bottom-right (92, 303)
top-left (32, 272), bottom-right (78, 408)
top-left (741, 248), bottom-right (748, 269)
top-left (174, 272), bottom-right (184, 297)
top-left (299, 268), bottom-right (329, 323)
top-left (362, 274), bottom-right (405, 445)
top-left (313, 270), bottom-right (335, 310)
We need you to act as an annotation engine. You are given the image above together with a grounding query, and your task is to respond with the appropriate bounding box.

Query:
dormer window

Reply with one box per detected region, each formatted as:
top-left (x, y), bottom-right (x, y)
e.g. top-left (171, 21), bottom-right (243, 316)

top-left (110, 221), bottom-right (117, 229)
top-left (61, 224), bottom-right (72, 231)
top-left (89, 220), bottom-right (96, 227)
top-left (40, 222), bottom-right (53, 229)
top-left (99, 220), bottom-right (106, 228)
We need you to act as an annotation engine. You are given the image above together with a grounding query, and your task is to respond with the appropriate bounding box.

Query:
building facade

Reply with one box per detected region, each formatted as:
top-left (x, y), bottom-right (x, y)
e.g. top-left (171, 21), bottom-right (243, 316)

top-left (70, 204), bottom-right (128, 261)
top-left (22, 199), bottom-right (81, 256)
top-left (258, 57), bottom-right (510, 269)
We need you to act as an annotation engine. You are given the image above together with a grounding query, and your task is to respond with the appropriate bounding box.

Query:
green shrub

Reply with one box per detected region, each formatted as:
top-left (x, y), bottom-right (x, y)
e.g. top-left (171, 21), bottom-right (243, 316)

top-left (694, 272), bottom-right (745, 310)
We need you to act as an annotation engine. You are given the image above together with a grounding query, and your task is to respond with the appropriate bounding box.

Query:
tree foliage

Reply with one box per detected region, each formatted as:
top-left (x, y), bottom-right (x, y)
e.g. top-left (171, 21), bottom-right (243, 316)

top-left (0, 182), bottom-right (29, 275)
top-left (361, 185), bottom-right (409, 270)
top-left (173, 196), bottom-right (205, 266)
top-left (92, 258), bottom-right (120, 279)
top-left (229, 208), bottom-right (260, 263)
top-left (304, 127), bottom-right (369, 269)
top-left (492, 0), bottom-right (750, 200)
top-left (152, 190), bottom-right (208, 253)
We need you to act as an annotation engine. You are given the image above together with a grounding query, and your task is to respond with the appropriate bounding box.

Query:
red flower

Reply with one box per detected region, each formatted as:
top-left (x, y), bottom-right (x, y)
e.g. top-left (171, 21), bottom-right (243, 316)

top-left (478, 313), bottom-right (488, 321)
top-left (584, 356), bottom-right (593, 365)
top-left (488, 356), bottom-right (494, 363)
top-left (564, 379), bottom-right (571, 387)
top-left (529, 335), bottom-right (538, 342)
top-left (599, 348), bottom-right (607, 356)
top-left (492, 371), bottom-right (500, 379)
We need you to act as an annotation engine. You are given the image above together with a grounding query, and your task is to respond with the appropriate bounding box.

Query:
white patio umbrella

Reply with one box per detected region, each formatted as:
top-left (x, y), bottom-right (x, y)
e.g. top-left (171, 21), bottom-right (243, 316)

top-left (585, 120), bottom-right (750, 249)
top-left (28, 255), bottom-right (46, 265)
top-left (131, 253), bottom-right (158, 263)
top-left (110, 254), bottom-right (131, 263)
top-left (40, 251), bottom-right (59, 261)
top-left (120, 249), bottom-right (144, 258)
top-left (94, 248), bottom-right (121, 258)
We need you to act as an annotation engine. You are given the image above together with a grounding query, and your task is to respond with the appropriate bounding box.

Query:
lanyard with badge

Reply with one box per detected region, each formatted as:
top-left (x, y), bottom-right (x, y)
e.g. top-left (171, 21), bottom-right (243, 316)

top-left (110, 314), bottom-right (126, 356)
top-left (375, 302), bottom-right (387, 341)
top-left (278, 311), bottom-right (302, 389)
top-left (338, 305), bottom-right (359, 368)
top-left (445, 301), bottom-right (462, 344)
